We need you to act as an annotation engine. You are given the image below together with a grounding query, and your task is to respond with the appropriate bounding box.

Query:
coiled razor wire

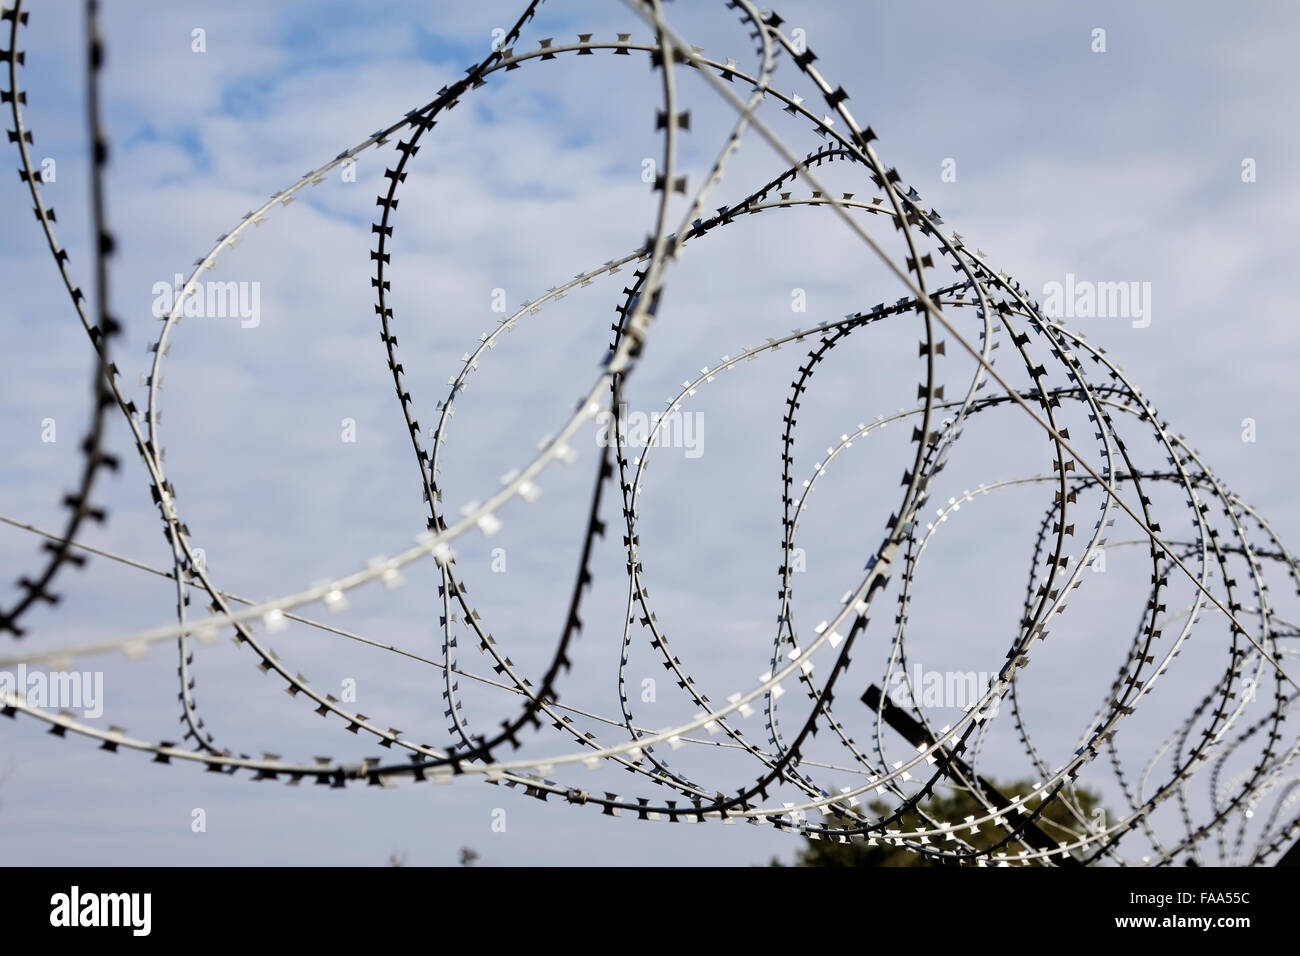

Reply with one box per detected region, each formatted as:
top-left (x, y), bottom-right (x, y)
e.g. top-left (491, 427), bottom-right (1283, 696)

top-left (2, 0), bottom-right (1298, 866)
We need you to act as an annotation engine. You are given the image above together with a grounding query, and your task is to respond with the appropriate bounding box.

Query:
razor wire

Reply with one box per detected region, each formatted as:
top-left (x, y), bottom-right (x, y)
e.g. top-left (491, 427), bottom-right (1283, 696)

top-left (0, 0), bottom-right (1296, 866)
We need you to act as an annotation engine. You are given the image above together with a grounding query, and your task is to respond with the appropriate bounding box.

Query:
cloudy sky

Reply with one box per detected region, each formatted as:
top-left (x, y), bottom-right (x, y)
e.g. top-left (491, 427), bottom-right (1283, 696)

top-left (1, 0), bottom-right (1298, 866)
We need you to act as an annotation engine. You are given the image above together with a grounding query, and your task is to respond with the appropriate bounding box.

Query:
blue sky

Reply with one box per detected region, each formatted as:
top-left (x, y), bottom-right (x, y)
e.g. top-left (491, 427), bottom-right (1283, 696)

top-left (1, 1), bottom-right (1299, 865)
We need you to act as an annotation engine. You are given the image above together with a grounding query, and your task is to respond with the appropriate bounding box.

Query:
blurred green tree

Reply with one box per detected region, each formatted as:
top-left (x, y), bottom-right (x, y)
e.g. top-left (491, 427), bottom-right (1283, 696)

top-left (777, 780), bottom-right (1104, 867)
